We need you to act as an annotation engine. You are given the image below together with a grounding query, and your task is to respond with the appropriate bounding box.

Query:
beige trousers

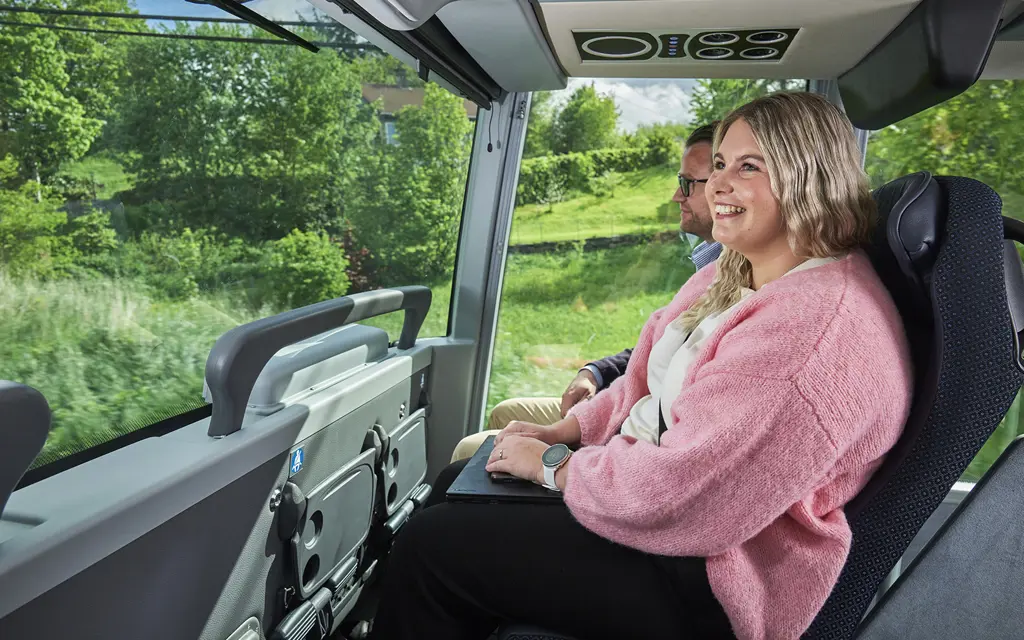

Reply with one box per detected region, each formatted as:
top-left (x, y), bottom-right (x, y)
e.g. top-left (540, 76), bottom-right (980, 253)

top-left (449, 396), bottom-right (563, 462)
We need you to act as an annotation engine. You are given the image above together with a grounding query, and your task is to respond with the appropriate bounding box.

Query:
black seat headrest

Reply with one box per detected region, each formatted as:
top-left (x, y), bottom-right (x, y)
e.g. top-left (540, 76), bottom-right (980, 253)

top-left (871, 171), bottom-right (946, 287)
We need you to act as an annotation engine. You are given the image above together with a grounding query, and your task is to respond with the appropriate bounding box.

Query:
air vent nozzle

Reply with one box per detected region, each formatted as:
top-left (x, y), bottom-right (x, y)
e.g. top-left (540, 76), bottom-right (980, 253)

top-left (696, 47), bottom-right (733, 60)
top-left (741, 47), bottom-right (779, 59)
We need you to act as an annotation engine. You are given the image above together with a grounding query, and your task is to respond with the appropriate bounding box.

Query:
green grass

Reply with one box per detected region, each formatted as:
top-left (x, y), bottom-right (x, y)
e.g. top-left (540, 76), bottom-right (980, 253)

top-left (60, 153), bottom-right (135, 199)
top-left (1001, 188), bottom-right (1024, 222)
top-left (486, 240), bottom-right (694, 415)
top-left (0, 273), bottom-right (261, 465)
top-left (510, 166), bottom-right (682, 245)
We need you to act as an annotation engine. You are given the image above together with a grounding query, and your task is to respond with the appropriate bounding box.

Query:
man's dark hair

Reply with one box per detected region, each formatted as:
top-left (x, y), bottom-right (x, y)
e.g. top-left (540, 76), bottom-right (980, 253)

top-left (685, 120), bottom-right (721, 148)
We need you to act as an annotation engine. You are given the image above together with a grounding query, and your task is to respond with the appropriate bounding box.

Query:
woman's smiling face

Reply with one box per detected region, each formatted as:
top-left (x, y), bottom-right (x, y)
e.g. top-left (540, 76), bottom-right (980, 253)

top-left (706, 118), bottom-right (790, 260)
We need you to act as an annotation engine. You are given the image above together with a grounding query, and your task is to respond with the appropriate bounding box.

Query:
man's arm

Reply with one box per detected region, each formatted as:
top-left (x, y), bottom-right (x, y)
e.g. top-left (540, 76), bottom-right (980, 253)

top-left (560, 347), bottom-right (633, 417)
top-left (583, 348), bottom-right (633, 391)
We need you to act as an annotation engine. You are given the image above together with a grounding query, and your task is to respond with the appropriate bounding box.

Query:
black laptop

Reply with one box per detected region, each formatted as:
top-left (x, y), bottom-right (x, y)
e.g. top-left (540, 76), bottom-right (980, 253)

top-left (446, 435), bottom-right (563, 504)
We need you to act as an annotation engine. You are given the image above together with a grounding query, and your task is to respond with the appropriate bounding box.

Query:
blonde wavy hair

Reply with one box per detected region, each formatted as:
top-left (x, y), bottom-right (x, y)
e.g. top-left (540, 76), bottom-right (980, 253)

top-left (678, 91), bottom-right (876, 333)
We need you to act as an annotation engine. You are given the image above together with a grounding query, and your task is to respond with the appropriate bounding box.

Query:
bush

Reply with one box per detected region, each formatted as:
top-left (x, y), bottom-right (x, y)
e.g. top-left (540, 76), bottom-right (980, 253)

top-left (64, 209), bottom-right (118, 257)
top-left (516, 139), bottom-right (674, 206)
top-left (261, 229), bottom-right (350, 309)
top-left (0, 182), bottom-right (75, 278)
top-left (51, 173), bottom-right (98, 202)
top-left (90, 227), bottom-right (264, 303)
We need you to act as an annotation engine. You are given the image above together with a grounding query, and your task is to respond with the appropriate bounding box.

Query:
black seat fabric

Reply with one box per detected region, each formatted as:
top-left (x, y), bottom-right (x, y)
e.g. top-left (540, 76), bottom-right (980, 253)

top-left (497, 173), bottom-right (1023, 640)
top-left (855, 436), bottom-right (1024, 640)
top-left (806, 174), bottom-right (1022, 639)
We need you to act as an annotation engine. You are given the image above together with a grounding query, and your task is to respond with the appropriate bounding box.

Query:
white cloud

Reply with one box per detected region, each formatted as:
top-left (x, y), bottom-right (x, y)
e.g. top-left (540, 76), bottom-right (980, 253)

top-left (547, 78), bottom-right (699, 132)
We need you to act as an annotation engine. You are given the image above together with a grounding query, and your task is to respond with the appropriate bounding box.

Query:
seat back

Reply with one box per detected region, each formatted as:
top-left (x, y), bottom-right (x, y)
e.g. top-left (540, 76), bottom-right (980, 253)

top-left (0, 382), bottom-right (50, 521)
top-left (805, 173), bottom-right (1024, 638)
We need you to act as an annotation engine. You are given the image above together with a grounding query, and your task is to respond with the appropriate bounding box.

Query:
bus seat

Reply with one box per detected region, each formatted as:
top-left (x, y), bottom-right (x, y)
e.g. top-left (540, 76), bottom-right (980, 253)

top-left (496, 172), bottom-right (1024, 640)
top-left (856, 434), bottom-right (1024, 639)
top-left (0, 382), bottom-right (49, 524)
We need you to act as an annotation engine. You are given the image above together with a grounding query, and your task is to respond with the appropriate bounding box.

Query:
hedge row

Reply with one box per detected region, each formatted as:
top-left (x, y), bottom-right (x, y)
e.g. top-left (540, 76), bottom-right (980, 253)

top-left (517, 136), bottom-right (676, 206)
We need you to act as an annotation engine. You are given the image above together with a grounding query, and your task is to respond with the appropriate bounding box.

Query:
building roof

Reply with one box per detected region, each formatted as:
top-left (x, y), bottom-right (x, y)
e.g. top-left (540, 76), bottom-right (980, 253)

top-left (361, 84), bottom-right (478, 119)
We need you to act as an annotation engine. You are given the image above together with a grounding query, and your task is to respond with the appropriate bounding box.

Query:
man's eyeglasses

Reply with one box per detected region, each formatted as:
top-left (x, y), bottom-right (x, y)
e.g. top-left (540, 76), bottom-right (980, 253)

top-left (678, 174), bottom-right (708, 197)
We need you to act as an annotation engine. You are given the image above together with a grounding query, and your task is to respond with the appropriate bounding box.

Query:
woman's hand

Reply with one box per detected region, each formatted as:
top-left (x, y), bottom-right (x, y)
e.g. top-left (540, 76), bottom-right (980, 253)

top-left (496, 415), bottom-right (582, 447)
top-left (485, 434), bottom-right (548, 485)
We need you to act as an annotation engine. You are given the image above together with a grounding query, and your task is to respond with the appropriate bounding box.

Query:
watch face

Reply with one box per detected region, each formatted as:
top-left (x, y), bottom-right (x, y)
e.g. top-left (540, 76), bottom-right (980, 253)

top-left (542, 443), bottom-right (570, 467)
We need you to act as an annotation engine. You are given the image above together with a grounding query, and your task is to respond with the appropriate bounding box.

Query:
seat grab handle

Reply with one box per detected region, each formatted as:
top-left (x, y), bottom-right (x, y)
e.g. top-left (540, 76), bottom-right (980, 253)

top-left (205, 286), bottom-right (431, 438)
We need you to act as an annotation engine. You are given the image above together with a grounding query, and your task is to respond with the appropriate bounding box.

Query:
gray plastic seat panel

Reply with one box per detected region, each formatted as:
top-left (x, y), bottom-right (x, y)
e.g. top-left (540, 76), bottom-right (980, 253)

top-left (0, 345), bottom-right (432, 634)
top-left (858, 437), bottom-right (1024, 640)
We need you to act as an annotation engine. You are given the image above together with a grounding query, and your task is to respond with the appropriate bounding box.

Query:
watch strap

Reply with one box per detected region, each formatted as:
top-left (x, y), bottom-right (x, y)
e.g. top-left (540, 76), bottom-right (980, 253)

top-left (542, 450), bottom-right (570, 491)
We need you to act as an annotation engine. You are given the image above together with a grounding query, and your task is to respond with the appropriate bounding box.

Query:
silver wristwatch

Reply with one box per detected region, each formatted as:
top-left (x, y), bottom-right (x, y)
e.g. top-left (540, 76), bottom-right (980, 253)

top-left (541, 443), bottom-right (571, 491)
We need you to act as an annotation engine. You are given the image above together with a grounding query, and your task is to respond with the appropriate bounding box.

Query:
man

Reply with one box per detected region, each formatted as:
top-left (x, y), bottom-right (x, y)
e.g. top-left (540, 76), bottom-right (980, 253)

top-left (450, 121), bottom-right (722, 462)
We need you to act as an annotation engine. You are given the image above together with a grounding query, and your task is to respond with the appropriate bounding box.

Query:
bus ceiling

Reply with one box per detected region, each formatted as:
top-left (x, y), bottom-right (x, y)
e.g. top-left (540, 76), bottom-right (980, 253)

top-left (334, 0), bottom-right (1021, 127)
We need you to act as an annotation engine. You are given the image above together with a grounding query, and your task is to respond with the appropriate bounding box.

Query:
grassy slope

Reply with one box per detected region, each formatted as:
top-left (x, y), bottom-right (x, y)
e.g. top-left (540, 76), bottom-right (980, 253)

top-left (486, 241), bottom-right (694, 416)
top-left (60, 154), bottom-right (135, 199)
top-left (510, 166), bottom-right (681, 245)
top-left (0, 274), bottom-right (262, 464)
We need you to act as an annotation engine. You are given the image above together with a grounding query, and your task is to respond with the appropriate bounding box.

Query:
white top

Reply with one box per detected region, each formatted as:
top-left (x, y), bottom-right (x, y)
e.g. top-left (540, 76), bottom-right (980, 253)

top-left (620, 256), bottom-right (840, 445)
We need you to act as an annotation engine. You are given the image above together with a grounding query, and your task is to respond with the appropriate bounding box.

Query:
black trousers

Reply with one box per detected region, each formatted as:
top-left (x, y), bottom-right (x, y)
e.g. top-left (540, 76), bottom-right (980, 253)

top-left (367, 460), bottom-right (734, 640)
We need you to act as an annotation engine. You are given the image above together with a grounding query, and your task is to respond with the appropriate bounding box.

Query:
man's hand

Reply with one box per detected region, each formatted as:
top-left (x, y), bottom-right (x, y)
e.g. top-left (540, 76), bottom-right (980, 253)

top-left (495, 420), bottom-right (559, 446)
top-left (561, 369), bottom-right (598, 417)
top-left (496, 416), bottom-right (582, 448)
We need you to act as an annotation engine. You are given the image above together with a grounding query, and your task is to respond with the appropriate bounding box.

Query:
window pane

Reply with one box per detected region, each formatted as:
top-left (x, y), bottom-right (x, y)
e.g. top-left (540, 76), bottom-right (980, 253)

top-left (864, 80), bottom-right (1024, 482)
top-left (0, 0), bottom-right (473, 468)
top-left (488, 79), bottom-right (802, 418)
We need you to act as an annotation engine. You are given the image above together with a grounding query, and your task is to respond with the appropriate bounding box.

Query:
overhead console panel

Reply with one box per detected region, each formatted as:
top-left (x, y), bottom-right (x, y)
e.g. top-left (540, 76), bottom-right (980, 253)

top-left (572, 28), bottom-right (799, 63)
top-left (538, 0), bottom-right (919, 80)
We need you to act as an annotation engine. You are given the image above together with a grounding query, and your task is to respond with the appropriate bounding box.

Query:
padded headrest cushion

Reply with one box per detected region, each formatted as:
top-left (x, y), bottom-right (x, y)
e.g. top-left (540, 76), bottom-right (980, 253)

top-left (872, 171), bottom-right (946, 285)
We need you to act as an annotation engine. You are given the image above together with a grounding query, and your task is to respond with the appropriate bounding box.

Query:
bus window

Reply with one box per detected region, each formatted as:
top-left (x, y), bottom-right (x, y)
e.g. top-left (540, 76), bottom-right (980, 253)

top-left (486, 79), bottom-right (802, 423)
top-left (865, 79), bottom-right (1024, 481)
top-left (0, 1), bottom-right (474, 469)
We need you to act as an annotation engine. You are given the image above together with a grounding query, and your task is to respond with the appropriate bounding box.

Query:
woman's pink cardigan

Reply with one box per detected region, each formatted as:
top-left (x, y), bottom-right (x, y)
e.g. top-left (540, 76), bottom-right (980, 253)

top-left (564, 251), bottom-right (913, 640)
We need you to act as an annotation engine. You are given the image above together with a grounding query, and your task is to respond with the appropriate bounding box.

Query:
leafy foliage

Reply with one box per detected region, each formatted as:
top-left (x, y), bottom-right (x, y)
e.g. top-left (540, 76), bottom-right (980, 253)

top-left (552, 84), bottom-right (621, 154)
top-left (523, 91), bottom-right (557, 159)
top-left (346, 83), bottom-right (473, 285)
top-left (687, 79), bottom-right (806, 126)
top-left (517, 141), bottom-right (673, 206)
top-left (262, 229), bottom-right (350, 309)
top-left (108, 25), bottom-right (380, 240)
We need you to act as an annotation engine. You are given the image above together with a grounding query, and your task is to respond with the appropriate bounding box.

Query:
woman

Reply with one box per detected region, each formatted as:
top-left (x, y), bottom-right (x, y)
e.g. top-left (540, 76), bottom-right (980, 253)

top-left (368, 92), bottom-right (913, 640)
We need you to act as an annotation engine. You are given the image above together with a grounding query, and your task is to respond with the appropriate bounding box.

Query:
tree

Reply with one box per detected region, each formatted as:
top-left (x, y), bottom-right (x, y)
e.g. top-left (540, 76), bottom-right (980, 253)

top-left (523, 91), bottom-right (556, 158)
top-left (0, 0), bottom-right (131, 189)
top-left (552, 84), bottom-right (619, 154)
top-left (864, 80), bottom-right (1024, 193)
top-left (687, 79), bottom-right (804, 127)
top-left (347, 83), bottom-right (474, 285)
top-left (0, 155), bottom-right (72, 277)
top-left (109, 23), bottom-right (380, 240)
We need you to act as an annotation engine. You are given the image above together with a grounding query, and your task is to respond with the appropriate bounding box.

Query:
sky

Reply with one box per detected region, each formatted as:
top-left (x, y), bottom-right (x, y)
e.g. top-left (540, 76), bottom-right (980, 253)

top-left (548, 77), bottom-right (698, 132)
top-left (133, 2), bottom-right (697, 132)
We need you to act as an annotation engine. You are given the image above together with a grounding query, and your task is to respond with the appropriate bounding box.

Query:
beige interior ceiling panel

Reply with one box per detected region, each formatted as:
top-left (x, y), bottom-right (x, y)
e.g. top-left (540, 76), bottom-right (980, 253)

top-left (537, 0), bottom-right (919, 79)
